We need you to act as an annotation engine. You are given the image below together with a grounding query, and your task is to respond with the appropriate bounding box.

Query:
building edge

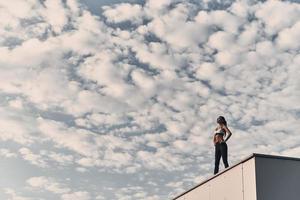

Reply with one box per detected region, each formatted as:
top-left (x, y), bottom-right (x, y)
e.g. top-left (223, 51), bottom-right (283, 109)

top-left (172, 153), bottom-right (300, 200)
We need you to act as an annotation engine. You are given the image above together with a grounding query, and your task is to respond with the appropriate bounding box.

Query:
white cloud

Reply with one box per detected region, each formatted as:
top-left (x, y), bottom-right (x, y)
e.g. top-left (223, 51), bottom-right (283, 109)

top-left (76, 167), bottom-right (88, 173)
top-left (196, 62), bottom-right (217, 80)
top-left (207, 10), bottom-right (245, 34)
top-left (8, 98), bottom-right (24, 109)
top-left (215, 50), bottom-right (241, 66)
top-left (256, 40), bottom-right (277, 56)
top-left (0, 107), bottom-right (36, 145)
top-left (146, 3), bottom-right (211, 48)
top-left (114, 186), bottom-right (159, 200)
top-left (0, 148), bottom-right (17, 158)
top-left (103, 3), bottom-right (145, 24)
top-left (137, 148), bottom-right (184, 171)
top-left (78, 52), bottom-right (133, 99)
top-left (3, 188), bottom-right (33, 200)
top-left (95, 194), bottom-right (105, 200)
top-left (208, 31), bottom-right (235, 51)
top-left (27, 176), bottom-right (71, 194)
top-left (40, 0), bottom-right (69, 33)
top-left (38, 117), bottom-right (137, 170)
top-left (75, 112), bottom-right (130, 127)
top-left (229, 0), bottom-right (252, 18)
top-left (255, 0), bottom-right (300, 35)
top-left (146, 0), bottom-right (172, 11)
top-left (0, 1), bottom-right (36, 19)
top-left (276, 21), bottom-right (300, 50)
top-left (19, 148), bottom-right (48, 168)
top-left (61, 191), bottom-right (91, 200)
top-left (131, 69), bottom-right (157, 96)
top-left (37, 118), bottom-right (99, 158)
top-left (40, 150), bottom-right (74, 166)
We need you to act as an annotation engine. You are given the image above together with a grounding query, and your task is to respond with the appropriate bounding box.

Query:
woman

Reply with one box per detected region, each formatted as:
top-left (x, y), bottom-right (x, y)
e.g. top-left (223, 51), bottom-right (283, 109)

top-left (213, 116), bottom-right (232, 175)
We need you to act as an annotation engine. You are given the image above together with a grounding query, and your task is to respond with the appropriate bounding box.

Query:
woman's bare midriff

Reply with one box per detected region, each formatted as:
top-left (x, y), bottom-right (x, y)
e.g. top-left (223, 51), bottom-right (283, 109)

top-left (215, 135), bottom-right (224, 143)
top-left (214, 127), bottom-right (225, 144)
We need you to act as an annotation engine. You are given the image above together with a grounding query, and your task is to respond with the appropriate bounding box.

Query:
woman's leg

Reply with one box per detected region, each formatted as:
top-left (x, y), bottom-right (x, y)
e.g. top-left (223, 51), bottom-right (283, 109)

top-left (214, 143), bottom-right (221, 174)
top-left (220, 143), bottom-right (229, 168)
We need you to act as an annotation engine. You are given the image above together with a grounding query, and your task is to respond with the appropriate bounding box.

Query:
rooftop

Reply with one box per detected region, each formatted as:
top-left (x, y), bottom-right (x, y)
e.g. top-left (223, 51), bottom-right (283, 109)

top-left (172, 153), bottom-right (300, 200)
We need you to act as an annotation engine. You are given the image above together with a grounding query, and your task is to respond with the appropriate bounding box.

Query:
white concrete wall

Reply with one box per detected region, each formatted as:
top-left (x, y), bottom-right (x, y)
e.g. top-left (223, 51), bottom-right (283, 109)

top-left (175, 157), bottom-right (256, 200)
top-left (243, 158), bottom-right (257, 200)
top-left (184, 183), bottom-right (209, 200)
top-left (174, 154), bottom-right (300, 200)
top-left (210, 164), bottom-right (244, 200)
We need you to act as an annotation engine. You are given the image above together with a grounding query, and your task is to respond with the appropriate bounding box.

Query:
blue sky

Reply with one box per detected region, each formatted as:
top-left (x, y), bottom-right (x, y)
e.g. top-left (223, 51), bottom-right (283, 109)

top-left (81, 0), bottom-right (143, 15)
top-left (0, 0), bottom-right (300, 199)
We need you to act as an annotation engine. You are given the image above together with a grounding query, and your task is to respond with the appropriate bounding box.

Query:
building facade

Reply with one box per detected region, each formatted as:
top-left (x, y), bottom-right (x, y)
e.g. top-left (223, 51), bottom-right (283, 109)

top-left (173, 153), bottom-right (300, 200)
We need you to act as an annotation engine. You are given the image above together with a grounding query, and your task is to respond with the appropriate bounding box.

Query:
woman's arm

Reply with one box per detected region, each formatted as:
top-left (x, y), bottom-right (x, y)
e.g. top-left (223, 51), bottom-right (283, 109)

top-left (213, 134), bottom-right (217, 145)
top-left (222, 124), bottom-right (232, 142)
top-left (213, 126), bottom-right (219, 145)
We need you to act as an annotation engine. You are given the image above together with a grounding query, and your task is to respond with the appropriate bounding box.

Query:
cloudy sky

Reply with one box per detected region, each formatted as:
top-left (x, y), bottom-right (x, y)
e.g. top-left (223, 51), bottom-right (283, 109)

top-left (0, 0), bottom-right (300, 199)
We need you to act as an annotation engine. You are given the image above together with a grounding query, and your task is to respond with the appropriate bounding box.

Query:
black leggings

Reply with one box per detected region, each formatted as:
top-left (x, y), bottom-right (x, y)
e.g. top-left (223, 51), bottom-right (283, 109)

top-left (214, 142), bottom-right (229, 174)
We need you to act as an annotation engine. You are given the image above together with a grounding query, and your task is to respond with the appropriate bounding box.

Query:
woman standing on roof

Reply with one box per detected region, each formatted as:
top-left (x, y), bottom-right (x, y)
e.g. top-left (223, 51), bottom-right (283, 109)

top-left (213, 116), bottom-right (232, 174)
